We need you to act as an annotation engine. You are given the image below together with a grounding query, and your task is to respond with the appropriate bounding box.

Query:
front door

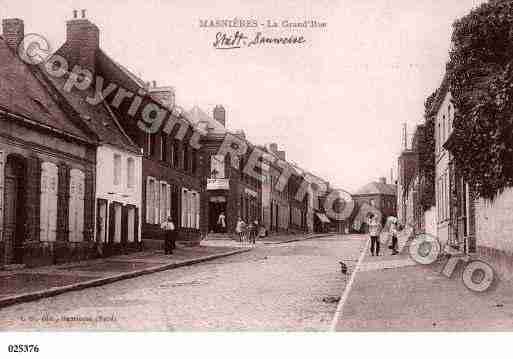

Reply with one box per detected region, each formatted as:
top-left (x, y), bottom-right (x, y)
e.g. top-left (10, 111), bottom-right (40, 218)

top-left (3, 156), bottom-right (26, 264)
top-left (96, 199), bottom-right (107, 243)
top-left (209, 199), bottom-right (226, 232)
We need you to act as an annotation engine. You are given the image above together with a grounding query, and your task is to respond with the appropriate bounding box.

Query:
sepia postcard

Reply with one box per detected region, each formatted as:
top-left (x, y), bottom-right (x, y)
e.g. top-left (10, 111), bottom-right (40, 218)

top-left (0, 0), bottom-right (513, 357)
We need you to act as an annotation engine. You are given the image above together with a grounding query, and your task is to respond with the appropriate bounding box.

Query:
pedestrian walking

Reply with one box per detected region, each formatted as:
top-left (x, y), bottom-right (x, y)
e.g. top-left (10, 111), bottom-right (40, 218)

top-left (161, 216), bottom-right (176, 255)
top-left (367, 214), bottom-right (382, 256)
top-left (389, 219), bottom-right (399, 255)
top-left (251, 220), bottom-right (259, 244)
top-left (217, 212), bottom-right (226, 233)
top-left (236, 217), bottom-right (246, 243)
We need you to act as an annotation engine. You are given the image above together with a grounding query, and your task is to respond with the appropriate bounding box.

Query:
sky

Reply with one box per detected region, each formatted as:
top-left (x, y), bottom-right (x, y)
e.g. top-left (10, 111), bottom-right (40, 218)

top-left (1, 0), bottom-right (486, 192)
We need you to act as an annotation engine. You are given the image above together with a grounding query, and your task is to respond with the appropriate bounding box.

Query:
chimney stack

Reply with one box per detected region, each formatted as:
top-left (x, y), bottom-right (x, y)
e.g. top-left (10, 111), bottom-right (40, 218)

top-left (149, 84), bottom-right (175, 110)
top-left (65, 10), bottom-right (99, 72)
top-left (277, 150), bottom-right (286, 161)
top-left (213, 105), bottom-right (226, 127)
top-left (269, 143), bottom-right (278, 153)
top-left (379, 177), bottom-right (386, 184)
top-left (2, 18), bottom-right (24, 51)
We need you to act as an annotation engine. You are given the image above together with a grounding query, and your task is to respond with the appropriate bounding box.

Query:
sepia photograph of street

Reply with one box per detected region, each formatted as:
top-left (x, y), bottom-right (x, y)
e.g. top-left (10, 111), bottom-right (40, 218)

top-left (1, 0), bottom-right (513, 336)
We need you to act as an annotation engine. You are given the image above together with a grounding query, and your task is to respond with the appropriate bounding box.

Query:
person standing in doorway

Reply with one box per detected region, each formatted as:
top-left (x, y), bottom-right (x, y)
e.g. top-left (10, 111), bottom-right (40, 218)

top-left (368, 214), bottom-right (382, 256)
top-left (217, 212), bottom-right (226, 233)
top-left (161, 216), bottom-right (176, 255)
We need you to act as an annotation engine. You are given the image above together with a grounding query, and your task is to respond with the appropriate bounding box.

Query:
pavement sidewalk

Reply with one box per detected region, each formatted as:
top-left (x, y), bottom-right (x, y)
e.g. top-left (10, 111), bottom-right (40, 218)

top-left (0, 244), bottom-right (250, 309)
top-left (333, 246), bottom-right (513, 331)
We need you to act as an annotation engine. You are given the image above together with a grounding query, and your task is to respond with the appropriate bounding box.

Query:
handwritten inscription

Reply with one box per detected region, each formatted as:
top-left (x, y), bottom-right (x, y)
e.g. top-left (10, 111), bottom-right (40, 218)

top-left (213, 31), bottom-right (306, 50)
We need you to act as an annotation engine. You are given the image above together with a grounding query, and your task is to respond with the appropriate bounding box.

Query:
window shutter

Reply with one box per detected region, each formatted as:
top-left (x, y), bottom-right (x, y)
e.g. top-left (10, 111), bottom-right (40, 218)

top-left (40, 162), bottom-right (58, 242)
top-left (146, 177), bottom-right (152, 224)
top-left (154, 180), bottom-right (160, 225)
top-left (160, 181), bottom-right (167, 223)
top-left (181, 188), bottom-right (187, 228)
top-left (196, 193), bottom-right (201, 229)
top-left (69, 169), bottom-right (85, 242)
top-left (166, 184), bottom-right (171, 218)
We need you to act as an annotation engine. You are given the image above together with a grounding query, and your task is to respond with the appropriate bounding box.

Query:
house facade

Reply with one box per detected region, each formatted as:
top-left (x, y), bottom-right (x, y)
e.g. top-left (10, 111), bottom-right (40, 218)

top-left (49, 12), bottom-right (203, 246)
top-left (45, 14), bottom-right (145, 256)
top-left (193, 106), bottom-right (261, 235)
top-left (353, 178), bottom-right (397, 226)
top-left (1, 19), bottom-right (98, 268)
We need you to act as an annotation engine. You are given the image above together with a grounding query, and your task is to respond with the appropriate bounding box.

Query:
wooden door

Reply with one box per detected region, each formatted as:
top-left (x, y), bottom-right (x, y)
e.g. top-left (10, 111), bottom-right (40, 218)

top-left (4, 167), bottom-right (18, 264)
top-left (4, 156), bottom-right (26, 264)
top-left (96, 199), bottom-right (107, 243)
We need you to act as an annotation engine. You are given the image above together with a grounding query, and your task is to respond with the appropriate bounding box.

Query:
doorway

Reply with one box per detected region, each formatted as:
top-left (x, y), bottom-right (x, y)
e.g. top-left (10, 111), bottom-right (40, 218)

top-left (3, 155), bottom-right (26, 265)
top-left (96, 199), bottom-right (108, 243)
top-left (209, 197), bottom-right (227, 233)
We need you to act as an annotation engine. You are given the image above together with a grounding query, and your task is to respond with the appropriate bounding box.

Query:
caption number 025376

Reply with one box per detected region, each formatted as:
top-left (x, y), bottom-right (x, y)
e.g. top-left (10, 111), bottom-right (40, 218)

top-left (7, 344), bottom-right (40, 353)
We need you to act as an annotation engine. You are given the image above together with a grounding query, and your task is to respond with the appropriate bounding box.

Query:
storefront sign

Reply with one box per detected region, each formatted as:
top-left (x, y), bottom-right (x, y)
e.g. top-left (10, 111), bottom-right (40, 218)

top-left (207, 178), bottom-right (230, 190)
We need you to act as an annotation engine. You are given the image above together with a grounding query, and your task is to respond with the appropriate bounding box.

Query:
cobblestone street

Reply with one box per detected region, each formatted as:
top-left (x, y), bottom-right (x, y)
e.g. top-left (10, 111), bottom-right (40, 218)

top-left (0, 235), bottom-right (366, 331)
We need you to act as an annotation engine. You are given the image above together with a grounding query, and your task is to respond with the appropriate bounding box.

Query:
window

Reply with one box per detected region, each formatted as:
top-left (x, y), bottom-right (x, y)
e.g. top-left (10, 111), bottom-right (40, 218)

top-left (181, 188), bottom-right (189, 228)
top-left (161, 135), bottom-right (168, 162)
top-left (211, 155), bottom-right (225, 178)
top-left (160, 181), bottom-right (168, 223)
top-left (127, 157), bottom-right (135, 189)
top-left (437, 122), bottom-right (441, 153)
top-left (114, 203), bottom-right (122, 243)
top-left (192, 149), bottom-right (198, 174)
top-left (114, 154), bottom-right (122, 186)
top-left (147, 134), bottom-right (157, 157)
top-left (146, 177), bottom-right (155, 224)
top-left (169, 140), bottom-right (175, 166)
top-left (173, 141), bottom-right (180, 168)
top-left (183, 144), bottom-right (189, 172)
top-left (240, 156), bottom-right (245, 180)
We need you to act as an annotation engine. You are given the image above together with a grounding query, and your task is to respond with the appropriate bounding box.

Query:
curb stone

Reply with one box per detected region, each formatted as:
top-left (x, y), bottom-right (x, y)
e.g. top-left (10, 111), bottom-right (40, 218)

top-left (0, 248), bottom-right (251, 309)
top-left (263, 233), bottom-right (337, 245)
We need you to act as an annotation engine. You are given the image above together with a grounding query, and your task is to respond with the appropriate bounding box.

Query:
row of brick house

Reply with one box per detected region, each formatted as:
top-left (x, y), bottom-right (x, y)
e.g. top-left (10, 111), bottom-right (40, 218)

top-left (0, 13), bottom-right (201, 268)
top-left (189, 105), bottom-right (338, 237)
top-left (397, 72), bottom-right (513, 280)
top-left (1, 13), bottom-right (348, 268)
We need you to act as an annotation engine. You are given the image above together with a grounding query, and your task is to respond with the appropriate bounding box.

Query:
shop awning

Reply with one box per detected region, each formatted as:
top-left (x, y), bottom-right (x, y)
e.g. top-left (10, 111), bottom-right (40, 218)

top-left (316, 212), bottom-right (331, 223)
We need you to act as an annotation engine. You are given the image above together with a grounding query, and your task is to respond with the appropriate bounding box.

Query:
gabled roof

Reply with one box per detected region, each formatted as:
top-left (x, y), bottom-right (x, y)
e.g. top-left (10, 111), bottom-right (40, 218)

top-left (0, 37), bottom-right (93, 143)
top-left (39, 68), bottom-right (139, 153)
top-left (187, 105), bottom-right (226, 135)
top-left (354, 181), bottom-right (396, 196)
top-left (95, 49), bottom-right (195, 128)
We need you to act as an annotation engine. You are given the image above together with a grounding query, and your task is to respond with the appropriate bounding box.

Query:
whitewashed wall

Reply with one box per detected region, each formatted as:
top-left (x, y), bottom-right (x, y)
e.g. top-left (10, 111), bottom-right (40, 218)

top-left (475, 187), bottom-right (513, 254)
top-left (95, 145), bottom-right (142, 241)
